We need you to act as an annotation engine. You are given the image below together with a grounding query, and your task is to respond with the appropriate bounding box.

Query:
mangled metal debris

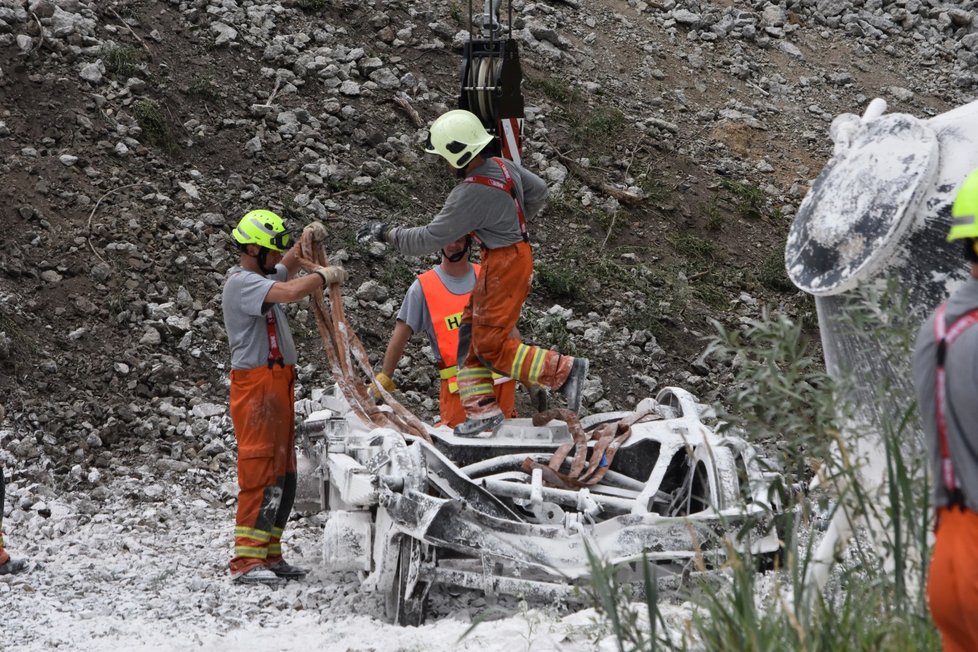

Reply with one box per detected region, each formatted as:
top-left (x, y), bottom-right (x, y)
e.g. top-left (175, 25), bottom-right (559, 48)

top-left (298, 387), bottom-right (782, 626)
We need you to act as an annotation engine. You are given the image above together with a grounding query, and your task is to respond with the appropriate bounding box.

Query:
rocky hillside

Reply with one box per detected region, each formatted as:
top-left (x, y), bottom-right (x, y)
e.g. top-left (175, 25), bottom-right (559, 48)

top-left (0, 0), bottom-right (973, 488)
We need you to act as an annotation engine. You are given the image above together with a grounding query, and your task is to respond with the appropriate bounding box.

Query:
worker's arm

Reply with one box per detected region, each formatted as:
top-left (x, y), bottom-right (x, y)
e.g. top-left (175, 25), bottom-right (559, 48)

top-left (380, 320), bottom-right (414, 378)
top-left (264, 262), bottom-right (346, 304)
top-left (519, 166), bottom-right (549, 219)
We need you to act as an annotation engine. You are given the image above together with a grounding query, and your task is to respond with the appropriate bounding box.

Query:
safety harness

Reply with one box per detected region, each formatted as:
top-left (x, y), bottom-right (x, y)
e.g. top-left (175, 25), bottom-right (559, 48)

top-left (933, 303), bottom-right (978, 507)
top-left (463, 157), bottom-right (530, 243)
top-left (265, 309), bottom-right (285, 368)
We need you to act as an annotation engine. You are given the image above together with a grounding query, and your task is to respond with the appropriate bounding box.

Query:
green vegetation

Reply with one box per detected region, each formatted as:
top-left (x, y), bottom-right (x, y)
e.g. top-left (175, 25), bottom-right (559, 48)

top-left (101, 44), bottom-right (144, 77)
top-left (188, 77), bottom-right (221, 103)
top-left (758, 244), bottom-right (796, 293)
top-left (637, 174), bottom-right (672, 208)
top-left (366, 177), bottom-right (417, 211)
top-left (705, 204), bottom-right (724, 232)
top-left (587, 288), bottom-right (938, 650)
top-left (569, 106), bottom-right (626, 153)
top-left (132, 99), bottom-right (176, 152)
top-left (669, 232), bottom-right (716, 263)
top-left (297, 0), bottom-right (328, 10)
top-left (449, 1), bottom-right (462, 24)
top-left (721, 178), bottom-right (767, 220)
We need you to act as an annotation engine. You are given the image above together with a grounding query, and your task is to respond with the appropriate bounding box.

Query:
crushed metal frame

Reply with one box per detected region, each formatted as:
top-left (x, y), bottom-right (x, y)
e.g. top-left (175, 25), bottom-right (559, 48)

top-left (299, 386), bottom-right (783, 626)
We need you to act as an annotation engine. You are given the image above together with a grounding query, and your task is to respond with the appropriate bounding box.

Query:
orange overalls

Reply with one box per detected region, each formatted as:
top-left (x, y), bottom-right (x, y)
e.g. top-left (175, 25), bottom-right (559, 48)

top-left (418, 265), bottom-right (516, 427)
top-left (929, 507), bottom-right (978, 651)
top-left (228, 312), bottom-right (298, 576)
top-left (454, 158), bottom-right (575, 418)
top-left (927, 304), bottom-right (978, 651)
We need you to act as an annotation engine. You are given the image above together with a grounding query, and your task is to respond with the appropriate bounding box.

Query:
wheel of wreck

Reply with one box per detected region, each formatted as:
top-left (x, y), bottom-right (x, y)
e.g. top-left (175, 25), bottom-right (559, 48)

top-left (385, 536), bottom-right (432, 626)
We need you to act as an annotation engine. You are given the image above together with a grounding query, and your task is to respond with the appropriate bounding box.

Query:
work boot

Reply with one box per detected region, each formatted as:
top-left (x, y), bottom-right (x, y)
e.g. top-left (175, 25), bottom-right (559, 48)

top-left (232, 565), bottom-right (286, 585)
top-left (267, 559), bottom-right (308, 580)
top-left (559, 358), bottom-right (589, 414)
top-left (0, 557), bottom-right (27, 575)
top-left (453, 412), bottom-right (505, 437)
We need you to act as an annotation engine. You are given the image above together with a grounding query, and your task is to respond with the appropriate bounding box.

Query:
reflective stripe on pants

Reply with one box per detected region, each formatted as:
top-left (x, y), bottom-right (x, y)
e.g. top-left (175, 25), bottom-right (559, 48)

top-left (228, 364), bottom-right (297, 575)
top-left (456, 242), bottom-right (574, 417)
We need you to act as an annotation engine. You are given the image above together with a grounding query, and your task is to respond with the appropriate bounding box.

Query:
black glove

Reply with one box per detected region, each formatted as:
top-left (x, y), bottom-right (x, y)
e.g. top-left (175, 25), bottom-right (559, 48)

top-left (356, 222), bottom-right (388, 244)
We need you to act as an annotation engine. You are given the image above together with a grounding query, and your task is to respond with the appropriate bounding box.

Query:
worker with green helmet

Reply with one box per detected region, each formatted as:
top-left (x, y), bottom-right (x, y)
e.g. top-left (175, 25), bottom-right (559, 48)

top-left (222, 210), bottom-right (346, 584)
top-left (911, 168), bottom-right (978, 650)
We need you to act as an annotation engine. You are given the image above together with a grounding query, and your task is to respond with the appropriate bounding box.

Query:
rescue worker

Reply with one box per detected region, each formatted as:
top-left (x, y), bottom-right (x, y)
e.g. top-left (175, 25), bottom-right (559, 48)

top-left (222, 210), bottom-right (346, 584)
top-left (357, 109), bottom-right (588, 437)
top-left (373, 235), bottom-right (517, 428)
top-left (911, 169), bottom-right (978, 651)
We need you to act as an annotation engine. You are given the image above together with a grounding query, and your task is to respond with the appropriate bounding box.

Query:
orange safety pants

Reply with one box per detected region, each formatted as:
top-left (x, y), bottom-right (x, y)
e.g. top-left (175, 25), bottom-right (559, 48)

top-left (438, 377), bottom-right (517, 428)
top-left (456, 242), bottom-right (574, 418)
top-left (929, 506), bottom-right (978, 652)
top-left (228, 364), bottom-right (297, 576)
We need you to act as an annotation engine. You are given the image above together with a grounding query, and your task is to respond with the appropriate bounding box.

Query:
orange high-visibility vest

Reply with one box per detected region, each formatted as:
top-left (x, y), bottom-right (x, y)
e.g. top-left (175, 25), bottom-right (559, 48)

top-left (418, 264), bottom-right (480, 393)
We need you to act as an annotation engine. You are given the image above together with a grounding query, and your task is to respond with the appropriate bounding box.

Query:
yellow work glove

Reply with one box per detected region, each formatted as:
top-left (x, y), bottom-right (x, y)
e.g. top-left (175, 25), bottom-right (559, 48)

top-left (368, 372), bottom-right (397, 401)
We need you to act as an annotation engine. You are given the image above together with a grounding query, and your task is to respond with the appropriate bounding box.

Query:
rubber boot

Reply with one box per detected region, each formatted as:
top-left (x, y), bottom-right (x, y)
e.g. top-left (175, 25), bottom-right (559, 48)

top-left (559, 358), bottom-right (589, 414)
top-left (453, 412), bottom-right (505, 437)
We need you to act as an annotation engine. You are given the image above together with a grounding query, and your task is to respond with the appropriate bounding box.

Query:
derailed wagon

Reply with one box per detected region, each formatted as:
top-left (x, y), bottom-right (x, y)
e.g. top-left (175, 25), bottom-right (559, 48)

top-left (298, 386), bottom-right (783, 625)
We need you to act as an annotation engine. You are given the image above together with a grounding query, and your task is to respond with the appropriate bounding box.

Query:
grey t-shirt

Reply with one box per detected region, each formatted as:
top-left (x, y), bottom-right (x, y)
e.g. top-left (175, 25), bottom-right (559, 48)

top-left (397, 265), bottom-right (477, 364)
top-left (387, 157), bottom-right (548, 256)
top-left (222, 263), bottom-right (298, 370)
top-left (912, 275), bottom-right (978, 512)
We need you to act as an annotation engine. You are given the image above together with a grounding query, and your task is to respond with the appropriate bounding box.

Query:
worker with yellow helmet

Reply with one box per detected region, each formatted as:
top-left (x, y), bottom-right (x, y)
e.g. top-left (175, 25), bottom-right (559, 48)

top-left (222, 210), bottom-right (346, 584)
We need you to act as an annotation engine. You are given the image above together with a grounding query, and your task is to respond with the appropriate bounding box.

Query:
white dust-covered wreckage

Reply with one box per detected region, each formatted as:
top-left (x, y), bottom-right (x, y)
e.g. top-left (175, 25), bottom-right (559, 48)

top-left (297, 386), bottom-right (783, 625)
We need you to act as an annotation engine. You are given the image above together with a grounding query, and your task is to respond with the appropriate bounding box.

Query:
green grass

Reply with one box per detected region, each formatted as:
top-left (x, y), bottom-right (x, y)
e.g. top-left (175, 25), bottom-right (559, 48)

top-left (449, 1), bottom-right (462, 23)
top-left (587, 286), bottom-right (939, 651)
top-left (638, 175), bottom-right (672, 207)
top-left (569, 106), bottom-right (626, 152)
top-left (721, 178), bottom-right (766, 220)
top-left (101, 45), bottom-right (143, 77)
top-left (669, 232), bottom-right (716, 263)
top-left (132, 99), bottom-right (177, 152)
top-left (758, 245), bottom-right (796, 293)
top-left (188, 77), bottom-right (221, 103)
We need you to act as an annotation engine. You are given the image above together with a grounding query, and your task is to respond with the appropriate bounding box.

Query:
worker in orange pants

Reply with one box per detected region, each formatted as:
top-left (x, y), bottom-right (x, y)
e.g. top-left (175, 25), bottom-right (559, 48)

top-left (455, 240), bottom-right (574, 421)
top-left (357, 110), bottom-right (588, 436)
top-left (928, 507), bottom-right (978, 651)
top-left (373, 236), bottom-right (516, 428)
top-left (223, 210), bottom-right (347, 584)
top-left (911, 169), bottom-right (978, 650)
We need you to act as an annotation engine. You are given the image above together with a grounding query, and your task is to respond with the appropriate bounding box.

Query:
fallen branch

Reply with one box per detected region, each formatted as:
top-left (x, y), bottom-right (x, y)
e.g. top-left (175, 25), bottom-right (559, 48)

top-left (393, 94), bottom-right (424, 128)
top-left (87, 182), bottom-right (147, 264)
top-left (543, 135), bottom-right (644, 208)
top-left (109, 8), bottom-right (152, 57)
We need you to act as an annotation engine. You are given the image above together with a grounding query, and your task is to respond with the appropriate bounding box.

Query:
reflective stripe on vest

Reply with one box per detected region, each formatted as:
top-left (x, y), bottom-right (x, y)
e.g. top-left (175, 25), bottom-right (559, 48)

top-left (419, 264), bottom-right (511, 393)
top-left (933, 303), bottom-right (978, 498)
top-left (463, 157), bottom-right (529, 243)
top-left (418, 265), bottom-right (479, 393)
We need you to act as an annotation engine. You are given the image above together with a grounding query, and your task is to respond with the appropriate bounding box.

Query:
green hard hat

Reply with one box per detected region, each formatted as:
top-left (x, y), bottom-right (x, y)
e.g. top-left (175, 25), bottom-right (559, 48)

top-left (232, 209), bottom-right (291, 251)
top-left (949, 169), bottom-right (978, 241)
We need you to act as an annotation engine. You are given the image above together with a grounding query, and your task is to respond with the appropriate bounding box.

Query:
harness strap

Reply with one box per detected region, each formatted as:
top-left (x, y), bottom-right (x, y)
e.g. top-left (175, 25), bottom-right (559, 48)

top-left (933, 303), bottom-right (978, 501)
top-left (265, 309), bottom-right (285, 368)
top-left (463, 157), bottom-right (530, 243)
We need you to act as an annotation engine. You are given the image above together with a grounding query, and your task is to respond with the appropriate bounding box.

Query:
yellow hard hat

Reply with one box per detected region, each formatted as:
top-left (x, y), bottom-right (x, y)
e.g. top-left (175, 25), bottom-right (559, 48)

top-left (424, 110), bottom-right (493, 169)
top-left (232, 210), bottom-right (290, 251)
top-left (949, 169), bottom-right (978, 241)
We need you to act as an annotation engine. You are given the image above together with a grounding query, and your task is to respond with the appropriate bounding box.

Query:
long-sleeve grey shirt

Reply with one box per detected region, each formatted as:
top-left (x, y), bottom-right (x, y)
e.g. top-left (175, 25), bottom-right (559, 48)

top-left (387, 157), bottom-right (549, 256)
top-left (912, 275), bottom-right (978, 512)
